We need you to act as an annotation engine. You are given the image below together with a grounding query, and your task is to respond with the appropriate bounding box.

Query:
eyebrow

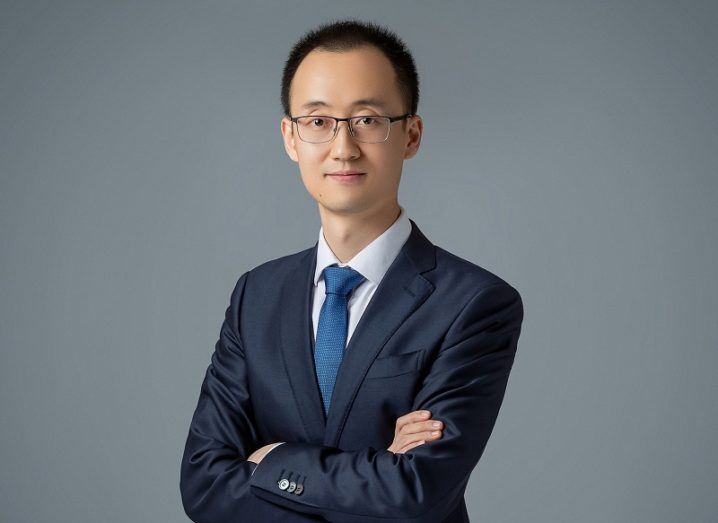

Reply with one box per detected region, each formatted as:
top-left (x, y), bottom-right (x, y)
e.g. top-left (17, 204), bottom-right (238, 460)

top-left (300, 98), bottom-right (390, 112)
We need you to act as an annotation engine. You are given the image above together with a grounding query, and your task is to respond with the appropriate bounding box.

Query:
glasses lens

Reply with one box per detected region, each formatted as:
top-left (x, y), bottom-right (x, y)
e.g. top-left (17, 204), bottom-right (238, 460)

top-left (295, 116), bottom-right (335, 143)
top-left (350, 116), bottom-right (390, 143)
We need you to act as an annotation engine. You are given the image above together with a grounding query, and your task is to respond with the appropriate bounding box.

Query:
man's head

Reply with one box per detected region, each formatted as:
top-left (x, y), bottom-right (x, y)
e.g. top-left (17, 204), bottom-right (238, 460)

top-left (279, 19), bottom-right (423, 220)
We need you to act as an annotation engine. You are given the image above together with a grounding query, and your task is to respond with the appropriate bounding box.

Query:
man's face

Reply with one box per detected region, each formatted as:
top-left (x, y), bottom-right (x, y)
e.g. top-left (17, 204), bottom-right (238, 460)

top-left (281, 45), bottom-right (422, 218)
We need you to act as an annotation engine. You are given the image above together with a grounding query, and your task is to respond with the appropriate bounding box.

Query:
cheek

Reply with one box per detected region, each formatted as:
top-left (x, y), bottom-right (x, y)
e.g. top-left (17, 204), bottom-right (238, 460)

top-left (297, 160), bottom-right (326, 196)
top-left (369, 152), bottom-right (403, 182)
top-left (296, 146), bottom-right (325, 171)
top-left (295, 153), bottom-right (316, 174)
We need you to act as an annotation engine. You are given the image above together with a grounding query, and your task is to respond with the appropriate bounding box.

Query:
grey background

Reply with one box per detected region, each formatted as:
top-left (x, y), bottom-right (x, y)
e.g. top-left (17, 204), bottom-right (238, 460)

top-left (1, 1), bottom-right (716, 522)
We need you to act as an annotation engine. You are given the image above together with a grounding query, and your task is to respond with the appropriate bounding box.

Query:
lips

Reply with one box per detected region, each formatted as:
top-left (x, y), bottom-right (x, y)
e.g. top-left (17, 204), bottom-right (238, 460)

top-left (326, 172), bottom-right (366, 184)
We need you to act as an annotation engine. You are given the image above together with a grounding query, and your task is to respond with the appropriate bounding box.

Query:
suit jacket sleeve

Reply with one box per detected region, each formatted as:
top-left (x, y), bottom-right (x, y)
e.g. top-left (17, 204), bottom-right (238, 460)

top-left (180, 271), bottom-right (262, 521)
top-left (249, 282), bottom-right (525, 522)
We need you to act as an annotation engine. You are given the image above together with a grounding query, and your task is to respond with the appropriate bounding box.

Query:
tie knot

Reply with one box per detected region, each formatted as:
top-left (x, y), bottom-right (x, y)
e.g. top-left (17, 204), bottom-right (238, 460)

top-left (323, 265), bottom-right (366, 297)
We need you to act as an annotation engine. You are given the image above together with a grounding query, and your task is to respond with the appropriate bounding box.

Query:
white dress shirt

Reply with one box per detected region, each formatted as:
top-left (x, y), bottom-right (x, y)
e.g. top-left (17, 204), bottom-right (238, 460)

top-left (312, 205), bottom-right (412, 347)
top-left (251, 204), bottom-right (412, 473)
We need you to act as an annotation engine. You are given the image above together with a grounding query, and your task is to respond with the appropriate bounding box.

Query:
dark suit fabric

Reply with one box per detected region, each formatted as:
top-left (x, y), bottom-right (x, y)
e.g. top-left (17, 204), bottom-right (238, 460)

top-left (180, 219), bottom-right (524, 522)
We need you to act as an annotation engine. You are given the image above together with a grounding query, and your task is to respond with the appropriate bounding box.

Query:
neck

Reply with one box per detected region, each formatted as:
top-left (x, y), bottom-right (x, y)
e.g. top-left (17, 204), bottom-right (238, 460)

top-left (318, 202), bottom-right (401, 263)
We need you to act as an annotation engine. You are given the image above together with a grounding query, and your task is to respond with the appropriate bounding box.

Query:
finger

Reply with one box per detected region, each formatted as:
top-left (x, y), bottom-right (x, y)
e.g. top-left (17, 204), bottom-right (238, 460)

top-left (401, 419), bottom-right (443, 435)
top-left (396, 429), bottom-right (442, 452)
top-left (396, 410), bottom-right (431, 431)
top-left (399, 439), bottom-right (426, 454)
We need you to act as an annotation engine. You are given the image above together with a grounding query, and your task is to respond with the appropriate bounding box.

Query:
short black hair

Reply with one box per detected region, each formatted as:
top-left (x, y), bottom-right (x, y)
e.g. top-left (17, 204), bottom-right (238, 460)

top-left (280, 18), bottom-right (420, 124)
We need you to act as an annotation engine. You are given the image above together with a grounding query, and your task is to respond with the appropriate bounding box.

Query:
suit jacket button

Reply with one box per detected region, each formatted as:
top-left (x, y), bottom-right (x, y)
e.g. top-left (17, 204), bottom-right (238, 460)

top-left (294, 483), bottom-right (304, 495)
top-left (287, 481), bottom-right (296, 493)
top-left (278, 478), bottom-right (290, 490)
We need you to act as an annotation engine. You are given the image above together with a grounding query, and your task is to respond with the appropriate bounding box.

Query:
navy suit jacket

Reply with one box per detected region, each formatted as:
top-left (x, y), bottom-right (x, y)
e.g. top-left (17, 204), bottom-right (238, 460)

top-left (180, 219), bottom-right (524, 522)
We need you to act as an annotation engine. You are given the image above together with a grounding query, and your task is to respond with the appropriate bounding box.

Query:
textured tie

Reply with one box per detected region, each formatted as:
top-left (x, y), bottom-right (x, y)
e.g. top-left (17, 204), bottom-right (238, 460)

top-left (314, 264), bottom-right (366, 417)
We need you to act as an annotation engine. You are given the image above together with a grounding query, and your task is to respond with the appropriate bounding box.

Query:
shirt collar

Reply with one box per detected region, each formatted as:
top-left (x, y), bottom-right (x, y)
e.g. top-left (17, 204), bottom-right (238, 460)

top-left (314, 205), bottom-right (412, 287)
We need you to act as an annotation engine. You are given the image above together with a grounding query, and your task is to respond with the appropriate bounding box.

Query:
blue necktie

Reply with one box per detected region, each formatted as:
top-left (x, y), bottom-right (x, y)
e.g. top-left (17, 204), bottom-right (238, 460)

top-left (314, 264), bottom-right (366, 416)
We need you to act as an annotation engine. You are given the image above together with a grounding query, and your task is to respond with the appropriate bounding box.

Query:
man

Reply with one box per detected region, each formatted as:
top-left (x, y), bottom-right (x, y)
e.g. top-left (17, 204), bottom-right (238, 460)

top-left (180, 18), bottom-right (524, 523)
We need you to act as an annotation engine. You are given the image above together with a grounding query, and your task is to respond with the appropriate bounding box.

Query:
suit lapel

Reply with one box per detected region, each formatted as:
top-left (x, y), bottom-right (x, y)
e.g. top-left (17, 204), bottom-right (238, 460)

top-left (279, 219), bottom-right (437, 447)
top-left (279, 241), bottom-right (326, 444)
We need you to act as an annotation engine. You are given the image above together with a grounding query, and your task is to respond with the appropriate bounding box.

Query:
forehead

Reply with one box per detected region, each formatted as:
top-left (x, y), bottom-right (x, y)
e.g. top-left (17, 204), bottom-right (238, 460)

top-left (290, 46), bottom-right (403, 114)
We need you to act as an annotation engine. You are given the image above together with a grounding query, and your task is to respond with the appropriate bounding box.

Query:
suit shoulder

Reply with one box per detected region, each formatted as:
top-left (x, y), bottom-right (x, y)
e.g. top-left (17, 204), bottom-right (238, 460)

top-left (245, 245), bottom-right (314, 282)
top-left (433, 245), bottom-right (520, 296)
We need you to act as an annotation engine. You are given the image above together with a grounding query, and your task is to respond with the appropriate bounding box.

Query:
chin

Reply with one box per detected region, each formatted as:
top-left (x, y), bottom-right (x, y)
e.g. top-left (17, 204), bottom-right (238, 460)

top-left (318, 199), bottom-right (368, 215)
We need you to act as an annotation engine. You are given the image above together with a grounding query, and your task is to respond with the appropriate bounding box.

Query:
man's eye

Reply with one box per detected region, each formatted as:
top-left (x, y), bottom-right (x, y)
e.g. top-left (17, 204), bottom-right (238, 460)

top-left (311, 118), bottom-right (327, 127)
top-left (356, 117), bottom-right (376, 126)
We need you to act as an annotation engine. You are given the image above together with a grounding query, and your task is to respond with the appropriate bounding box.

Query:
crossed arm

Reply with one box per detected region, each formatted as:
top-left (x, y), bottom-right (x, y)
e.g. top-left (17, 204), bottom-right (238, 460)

top-left (180, 271), bottom-right (524, 522)
top-left (248, 442), bottom-right (284, 474)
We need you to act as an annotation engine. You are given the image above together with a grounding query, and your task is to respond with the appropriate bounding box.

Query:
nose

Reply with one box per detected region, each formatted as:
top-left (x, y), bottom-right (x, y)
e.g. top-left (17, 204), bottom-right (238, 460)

top-left (331, 120), bottom-right (360, 161)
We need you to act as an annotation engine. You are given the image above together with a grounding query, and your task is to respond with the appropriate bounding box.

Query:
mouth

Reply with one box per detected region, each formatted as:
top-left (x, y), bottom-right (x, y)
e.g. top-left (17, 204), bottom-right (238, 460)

top-left (325, 171), bottom-right (366, 177)
top-left (326, 172), bottom-right (366, 185)
top-left (325, 172), bottom-right (367, 183)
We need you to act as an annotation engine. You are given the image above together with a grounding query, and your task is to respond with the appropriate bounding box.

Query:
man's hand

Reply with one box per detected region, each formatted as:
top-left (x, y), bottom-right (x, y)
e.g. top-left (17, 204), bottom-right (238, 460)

top-left (247, 442), bottom-right (285, 465)
top-left (387, 410), bottom-right (444, 454)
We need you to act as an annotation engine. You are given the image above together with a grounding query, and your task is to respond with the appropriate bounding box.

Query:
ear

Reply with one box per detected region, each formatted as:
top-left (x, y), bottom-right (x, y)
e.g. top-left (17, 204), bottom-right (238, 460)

top-left (281, 116), bottom-right (299, 163)
top-left (403, 115), bottom-right (423, 160)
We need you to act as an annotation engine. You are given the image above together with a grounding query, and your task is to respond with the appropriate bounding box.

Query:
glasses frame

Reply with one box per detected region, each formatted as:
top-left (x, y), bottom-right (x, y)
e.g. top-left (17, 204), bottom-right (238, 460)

top-left (289, 113), bottom-right (414, 144)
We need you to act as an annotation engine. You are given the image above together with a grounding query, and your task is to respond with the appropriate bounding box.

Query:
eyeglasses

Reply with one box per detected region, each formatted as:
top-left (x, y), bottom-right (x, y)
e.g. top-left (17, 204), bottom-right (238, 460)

top-left (289, 113), bottom-right (414, 144)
